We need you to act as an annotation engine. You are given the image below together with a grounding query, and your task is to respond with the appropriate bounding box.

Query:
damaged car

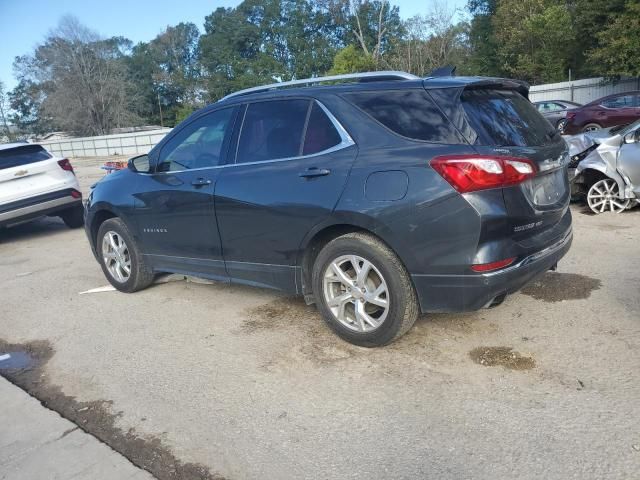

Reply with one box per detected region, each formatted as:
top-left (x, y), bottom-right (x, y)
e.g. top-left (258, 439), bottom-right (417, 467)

top-left (567, 119), bottom-right (640, 213)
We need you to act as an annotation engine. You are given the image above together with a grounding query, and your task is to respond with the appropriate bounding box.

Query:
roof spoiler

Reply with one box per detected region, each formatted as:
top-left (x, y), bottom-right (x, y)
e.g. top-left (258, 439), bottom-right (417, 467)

top-left (428, 65), bottom-right (456, 77)
top-left (462, 78), bottom-right (530, 99)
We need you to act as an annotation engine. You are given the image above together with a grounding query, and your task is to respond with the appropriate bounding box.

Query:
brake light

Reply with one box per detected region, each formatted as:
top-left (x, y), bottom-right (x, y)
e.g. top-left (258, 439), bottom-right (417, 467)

top-left (566, 112), bottom-right (576, 120)
top-left (70, 189), bottom-right (81, 199)
top-left (58, 158), bottom-right (74, 173)
top-left (471, 258), bottom-right (516, 272)
top-left (430, 155), bottom-right (536, 193)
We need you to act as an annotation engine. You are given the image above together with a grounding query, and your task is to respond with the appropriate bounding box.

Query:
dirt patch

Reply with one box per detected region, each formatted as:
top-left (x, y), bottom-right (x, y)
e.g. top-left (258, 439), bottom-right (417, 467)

top-left (469, 346), bottom-right (535, 370)
top-left (241, 297), bottom-right (323, 334)
top-left (0, 338), bottom-right (224, 480)
top-left (520, 272), bottom-right (601, 302)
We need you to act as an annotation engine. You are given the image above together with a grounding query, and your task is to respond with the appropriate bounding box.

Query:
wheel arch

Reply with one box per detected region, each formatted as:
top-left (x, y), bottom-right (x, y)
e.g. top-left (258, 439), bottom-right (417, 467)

top-left (89, 208), bottom-right (119, 251)
top-left (297, 216), bottom-right (418, 300)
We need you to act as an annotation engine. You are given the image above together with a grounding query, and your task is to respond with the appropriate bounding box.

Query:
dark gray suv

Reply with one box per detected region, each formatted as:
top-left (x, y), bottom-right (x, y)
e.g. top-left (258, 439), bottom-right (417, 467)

top-left (85, 71), bottom-right (572, 347)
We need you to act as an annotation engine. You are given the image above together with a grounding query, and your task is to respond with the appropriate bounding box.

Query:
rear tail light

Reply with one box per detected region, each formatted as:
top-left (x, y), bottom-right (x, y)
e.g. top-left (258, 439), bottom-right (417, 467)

top-left (566, 112), bottom-right (576, 120)
top-left (430, 155), bottom-right (536, 193)
top-left (70, 189), bottom-right (81, 199)
top-left (58, 158), bottom-right (75, 174)
top-left (471, 258), bottom-right (516, 272)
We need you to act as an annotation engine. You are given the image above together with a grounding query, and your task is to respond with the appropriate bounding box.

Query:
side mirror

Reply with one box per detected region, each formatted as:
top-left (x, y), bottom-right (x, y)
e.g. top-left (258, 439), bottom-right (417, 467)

top-left (128, 154), bottom-right (150, 173)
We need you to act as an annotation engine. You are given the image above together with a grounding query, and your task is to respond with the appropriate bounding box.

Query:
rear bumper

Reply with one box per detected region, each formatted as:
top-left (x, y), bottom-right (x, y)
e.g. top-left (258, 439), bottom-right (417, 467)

top-left (412, 228), bottom-right (573, 313)
top-left (0, 189), bottom-right (82, 228)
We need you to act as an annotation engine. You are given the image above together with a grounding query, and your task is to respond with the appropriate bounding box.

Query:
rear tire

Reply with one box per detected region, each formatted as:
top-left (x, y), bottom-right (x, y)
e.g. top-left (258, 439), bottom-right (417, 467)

top-left (557, 119), bottom-right (567, 133)
top-left (60, 204), bottom-right (84, 228)
top-left (97, 218), bottom-right (154, 292)
top-left (583, 123), bottom-right (602, 132)
top-left (312, 232), bottom-right (419, 347)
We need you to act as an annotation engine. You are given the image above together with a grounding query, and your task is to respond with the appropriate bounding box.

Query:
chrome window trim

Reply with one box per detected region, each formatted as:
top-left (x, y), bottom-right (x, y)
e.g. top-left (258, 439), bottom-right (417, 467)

top-left (142, 99), bottom-right (355, 176)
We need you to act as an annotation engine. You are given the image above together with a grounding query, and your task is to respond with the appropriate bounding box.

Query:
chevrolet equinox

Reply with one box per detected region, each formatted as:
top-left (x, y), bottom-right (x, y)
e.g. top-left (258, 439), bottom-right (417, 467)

top-left (85, 71), bottom-right (573, 347)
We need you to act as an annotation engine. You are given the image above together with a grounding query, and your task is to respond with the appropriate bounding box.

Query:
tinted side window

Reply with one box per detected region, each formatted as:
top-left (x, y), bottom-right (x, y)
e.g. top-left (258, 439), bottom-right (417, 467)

top-left (346, 90), bottom-right (461, 143)
top-left (601, 95), bottom-right (634, 108)
top-left (0, 145), bottom-right (51, 170)
top-left (461, 89), bottom-right (553, 147)
top-left (303, 103), bottom-right (342, 155)
top-left (157, 108), bottom-right (233, 172)
top-left (237, 99), bottom-right (310, 163)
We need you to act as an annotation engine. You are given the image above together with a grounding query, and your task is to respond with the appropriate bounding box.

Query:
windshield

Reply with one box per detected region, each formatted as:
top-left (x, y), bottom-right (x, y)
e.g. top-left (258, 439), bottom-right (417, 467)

top-left (617, 119), bottom-right (640, 137)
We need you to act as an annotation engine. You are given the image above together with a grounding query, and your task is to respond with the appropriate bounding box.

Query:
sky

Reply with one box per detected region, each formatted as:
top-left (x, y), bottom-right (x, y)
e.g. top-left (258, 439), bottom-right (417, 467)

top-left (0, 0), bottom-right (468, 92)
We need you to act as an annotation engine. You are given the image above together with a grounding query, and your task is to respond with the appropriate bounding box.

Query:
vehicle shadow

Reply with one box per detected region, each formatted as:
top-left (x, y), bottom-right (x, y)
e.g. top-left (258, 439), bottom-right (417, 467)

top-left (0, 218), bottom-right (70, 244)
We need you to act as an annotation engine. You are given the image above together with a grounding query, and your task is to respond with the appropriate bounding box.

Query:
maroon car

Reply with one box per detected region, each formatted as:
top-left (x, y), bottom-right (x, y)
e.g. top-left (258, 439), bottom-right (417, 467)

top-left (563, 91), bottom-right (640, 134)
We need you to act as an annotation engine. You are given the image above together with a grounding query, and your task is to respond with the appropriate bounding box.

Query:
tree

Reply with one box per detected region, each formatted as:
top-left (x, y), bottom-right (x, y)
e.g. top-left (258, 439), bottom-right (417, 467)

top-left (465, 0), bottom-right (500, 76)
top-left (492, 0), bottom-right (575, 84)
top-left (12, 16), bottom-right (139, 135)
top-left (199, 0), bottom-right (346, 101)
top-left (385, 2), bottom-right (470, 76)
top-left (127, 22), bottom-right (203, 126)
top-left (0, 80), bottom-right (15, 141)
top-left (587, 0), bottom-right (640, 78)
top-left (329, 44), bottom-right (376, 73)
top-left (569, 0), bottom-right (626, 78)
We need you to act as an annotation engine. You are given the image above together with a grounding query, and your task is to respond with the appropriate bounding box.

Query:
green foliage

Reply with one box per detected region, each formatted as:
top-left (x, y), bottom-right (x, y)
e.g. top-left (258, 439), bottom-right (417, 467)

top-left (329, 45), bottom-right (376, 74)
top-left (492, 0), bottom-right (575, 84)
top-left (175, 105), bottom-right (196, 124)
top-left (6, 0), bottom-right (640, 134)
top-left (588, 0), bottom-right (640, 78)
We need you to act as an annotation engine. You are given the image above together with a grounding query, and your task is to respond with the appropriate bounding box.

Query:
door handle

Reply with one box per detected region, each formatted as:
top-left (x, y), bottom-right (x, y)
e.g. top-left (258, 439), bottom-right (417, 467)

top-left (299, 168), bottom-right (331, 178)
top-left (191, 178), bottom-right (212, 186)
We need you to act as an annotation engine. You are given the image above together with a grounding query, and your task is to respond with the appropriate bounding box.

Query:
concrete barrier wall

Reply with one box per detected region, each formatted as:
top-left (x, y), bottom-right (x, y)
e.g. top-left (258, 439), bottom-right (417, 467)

top-left (38, 128), bottom-right (172, 157)
top-left (530, 77), bottom-right (640, 104)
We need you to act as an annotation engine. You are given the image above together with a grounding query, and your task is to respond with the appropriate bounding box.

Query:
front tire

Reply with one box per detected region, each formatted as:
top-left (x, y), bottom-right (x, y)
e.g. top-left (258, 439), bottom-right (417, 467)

top-left (587, 178), bottom-right (631, 214)
top-left (97, 218), bottom-right (154, 292)
top-left (312, 232), bottom-right (419, 347)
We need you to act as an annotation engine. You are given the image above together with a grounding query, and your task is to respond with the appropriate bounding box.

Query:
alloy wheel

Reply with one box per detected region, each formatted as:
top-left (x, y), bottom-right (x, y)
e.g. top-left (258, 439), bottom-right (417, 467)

top-left (323, 255), bottom-right (389, 332)
top-left (587, 179), bottom-right (631, 214)
top-left (101, 231), bottom-right (131, 282)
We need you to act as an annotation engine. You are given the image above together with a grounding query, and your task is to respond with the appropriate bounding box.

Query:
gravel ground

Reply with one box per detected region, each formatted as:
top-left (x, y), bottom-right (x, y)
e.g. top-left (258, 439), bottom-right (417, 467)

top-left (1, 157), bottom-right (639, 479)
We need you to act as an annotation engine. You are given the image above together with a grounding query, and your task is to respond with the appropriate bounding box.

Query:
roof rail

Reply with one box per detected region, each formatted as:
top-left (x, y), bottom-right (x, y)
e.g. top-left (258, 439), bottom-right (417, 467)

top-left (219, 71), bottom-right (420, 102)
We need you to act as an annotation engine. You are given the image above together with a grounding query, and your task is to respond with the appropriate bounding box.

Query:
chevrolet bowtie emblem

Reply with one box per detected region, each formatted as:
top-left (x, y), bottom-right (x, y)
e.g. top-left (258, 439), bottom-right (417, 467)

top-left (14, 170), bottom-right (28, 177)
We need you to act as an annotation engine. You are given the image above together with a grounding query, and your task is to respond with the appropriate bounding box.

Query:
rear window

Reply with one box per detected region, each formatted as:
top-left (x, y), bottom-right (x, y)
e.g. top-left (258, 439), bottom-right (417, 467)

top-left (0, 145), bottom-right (52, 170)
top-left (462, 89), bottom-right (554, 147)
top-left (346, 90), bottom-right (463, 143)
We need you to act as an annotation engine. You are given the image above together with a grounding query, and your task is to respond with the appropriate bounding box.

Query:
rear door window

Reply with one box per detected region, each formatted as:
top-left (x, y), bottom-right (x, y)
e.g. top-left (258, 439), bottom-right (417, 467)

top-left (461, 89), bottom-right (553, 147)
top-left (0, 145), bottom-right (52, 170)
top-left (237, 99), bottom-right (310, 163)
top-left (346, 90), bottom-right (463, 143)
top-left (302, 102), bottom-right (342, 155)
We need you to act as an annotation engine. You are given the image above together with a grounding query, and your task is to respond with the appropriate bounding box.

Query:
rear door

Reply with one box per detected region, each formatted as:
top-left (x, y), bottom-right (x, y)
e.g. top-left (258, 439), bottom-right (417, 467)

top-left (215, 98), bottom-right (357, 291)
top-left (0, 145), bottom-right (72, 205)
top-left (459, 88), bottom-right (570, 240)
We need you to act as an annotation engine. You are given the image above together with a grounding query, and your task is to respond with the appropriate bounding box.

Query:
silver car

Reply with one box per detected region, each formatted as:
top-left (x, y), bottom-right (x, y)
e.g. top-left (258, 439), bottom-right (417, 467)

top-left (567, 120), bottom-right (640, 213)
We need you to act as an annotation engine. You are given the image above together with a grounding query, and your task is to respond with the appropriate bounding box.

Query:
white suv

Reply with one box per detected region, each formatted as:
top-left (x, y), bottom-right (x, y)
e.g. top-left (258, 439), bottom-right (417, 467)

top-left (0, 142), bottom-right (83, 229)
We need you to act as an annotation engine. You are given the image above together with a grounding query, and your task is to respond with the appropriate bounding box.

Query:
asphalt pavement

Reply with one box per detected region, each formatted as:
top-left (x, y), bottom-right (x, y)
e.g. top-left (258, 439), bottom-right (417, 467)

top-left (1, 158), bottom-right (639, 479)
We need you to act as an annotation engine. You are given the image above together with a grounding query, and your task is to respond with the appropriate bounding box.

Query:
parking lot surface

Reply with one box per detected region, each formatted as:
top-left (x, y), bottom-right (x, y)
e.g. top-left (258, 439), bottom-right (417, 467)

top-left (1, 158), bottom-right (639, 479)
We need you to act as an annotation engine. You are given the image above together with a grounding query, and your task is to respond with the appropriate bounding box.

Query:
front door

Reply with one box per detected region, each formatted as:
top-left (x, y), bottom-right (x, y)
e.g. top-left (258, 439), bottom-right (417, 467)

top-left (134, 107), bottom-right (236, 280)
top-left (215, 99), bottom-right (357, 291)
